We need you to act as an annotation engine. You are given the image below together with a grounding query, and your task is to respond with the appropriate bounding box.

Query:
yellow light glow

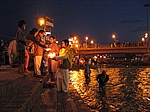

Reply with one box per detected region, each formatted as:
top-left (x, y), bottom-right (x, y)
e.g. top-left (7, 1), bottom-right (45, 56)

top-left (91, 40), bottom-right (94, 44)
top-left (85, 37), bottom-right (88, 41)
top-left (142, 38), bottom-right (145, 42)
top-left (145, 33), bottom-right (148, 38)
top-left (75, 44), bottom-right (78, 48)
top-left (112, 34), bottom-right (116, 39)
top-left (74, 37), bottom-right (77, 40)
top-left (48, 52), bottom-right (56, 58)
top-left (38, 18), bottom-right (45, 26)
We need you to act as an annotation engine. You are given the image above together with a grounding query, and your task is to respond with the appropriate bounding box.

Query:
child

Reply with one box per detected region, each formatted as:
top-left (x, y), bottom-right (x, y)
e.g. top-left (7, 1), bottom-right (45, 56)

top-left (96, 70), bottom-right (109, 91)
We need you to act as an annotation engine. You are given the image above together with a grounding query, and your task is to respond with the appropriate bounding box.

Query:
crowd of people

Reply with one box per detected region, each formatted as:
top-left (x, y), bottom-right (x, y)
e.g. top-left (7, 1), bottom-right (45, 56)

top-left (0, 19), bottom-right (109, 93)
top-left (1, 19), bottom-right (75, 93)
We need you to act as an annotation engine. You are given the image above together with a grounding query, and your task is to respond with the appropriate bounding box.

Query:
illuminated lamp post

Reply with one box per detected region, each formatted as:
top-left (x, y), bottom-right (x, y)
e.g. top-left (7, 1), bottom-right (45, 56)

top-left (85, 36), bottom-right (88, 48)
top-left (112, 34), bottom-right (116, 43)
top-left (38, 17), bottom-right (45, 27)
top-left (144, 3), bottom-right (150, 45)
top-left (112, 34), bottom-right (117, 47)
top-left (142, 37), bottom-right (145, 45)
top-left (145, 33), bottom-right (148, 45)
top-left (37, 16), bottom-right (54, 42)
top-left (90, 40), bottom-right (94, 48)
top-left (37, 16), bottom-right (54, 32)
top-left (72, 36), bottom-right (78, 48)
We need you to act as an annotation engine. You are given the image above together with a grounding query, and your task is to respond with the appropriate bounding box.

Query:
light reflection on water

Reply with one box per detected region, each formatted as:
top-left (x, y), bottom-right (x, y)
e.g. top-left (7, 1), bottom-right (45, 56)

top-left (70, 67), bottom-right (150, 112)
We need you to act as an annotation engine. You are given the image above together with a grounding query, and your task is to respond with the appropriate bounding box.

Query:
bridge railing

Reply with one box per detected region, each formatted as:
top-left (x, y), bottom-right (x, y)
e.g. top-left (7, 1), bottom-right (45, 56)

top-left (76, 45), bottom-right (150, 55)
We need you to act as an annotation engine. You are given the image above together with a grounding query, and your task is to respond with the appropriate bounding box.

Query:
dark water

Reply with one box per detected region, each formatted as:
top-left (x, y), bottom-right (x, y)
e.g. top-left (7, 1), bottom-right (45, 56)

top-left (70, 66), bottom-right (150, 112)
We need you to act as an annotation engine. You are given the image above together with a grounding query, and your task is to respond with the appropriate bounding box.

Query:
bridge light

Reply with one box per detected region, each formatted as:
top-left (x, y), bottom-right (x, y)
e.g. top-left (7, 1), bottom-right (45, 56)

top-left (74, 36), bottom-right (77, 40)
top-left (112, 34), bottom-right (117, 43)
top-left (85, 36), bottom-right (88, 41)
top-left (112, 34), bottom-right (116, 39)
top-left (85, 36), bottom-right (89, 48)
top-left (142, 37), bottom-right (145, 42)
top-left (91, 40), bottom-right (94, 44)
top-left (145, 33), bottom-right (148, 38)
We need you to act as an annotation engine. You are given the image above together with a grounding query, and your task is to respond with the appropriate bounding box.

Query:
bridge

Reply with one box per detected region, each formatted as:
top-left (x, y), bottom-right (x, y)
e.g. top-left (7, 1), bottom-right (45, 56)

top-left (77, 46), bottom-right (150, 55)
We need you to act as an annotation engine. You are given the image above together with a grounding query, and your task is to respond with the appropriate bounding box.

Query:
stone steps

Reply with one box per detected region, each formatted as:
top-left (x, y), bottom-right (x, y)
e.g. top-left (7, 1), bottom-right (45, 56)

top-left (0, 66), bottom-right (49, 112)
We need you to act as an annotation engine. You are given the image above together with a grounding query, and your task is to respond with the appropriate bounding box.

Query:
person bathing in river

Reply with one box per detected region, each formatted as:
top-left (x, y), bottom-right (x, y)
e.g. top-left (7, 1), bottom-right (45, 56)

top-left (96, 70), bottom-right (109, 91)
top-left (84, 65), bottom-right (91, 84)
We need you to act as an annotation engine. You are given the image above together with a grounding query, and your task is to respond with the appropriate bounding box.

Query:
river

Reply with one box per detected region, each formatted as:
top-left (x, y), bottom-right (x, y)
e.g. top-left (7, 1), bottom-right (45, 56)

top-left (69, 65), bottom-right (150, 112)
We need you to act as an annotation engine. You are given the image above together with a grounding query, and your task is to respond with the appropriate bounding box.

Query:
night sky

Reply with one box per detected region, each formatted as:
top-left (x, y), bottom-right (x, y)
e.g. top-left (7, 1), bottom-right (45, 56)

top-left (0, 0), bottom-right (150, 45)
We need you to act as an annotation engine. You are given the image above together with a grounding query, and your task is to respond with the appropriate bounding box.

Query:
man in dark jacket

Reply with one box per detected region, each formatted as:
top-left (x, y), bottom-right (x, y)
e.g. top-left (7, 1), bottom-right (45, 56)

top-left (97, 70), bottom-right (109, 91)
top-left (16, 20), bottom-right (26, 75)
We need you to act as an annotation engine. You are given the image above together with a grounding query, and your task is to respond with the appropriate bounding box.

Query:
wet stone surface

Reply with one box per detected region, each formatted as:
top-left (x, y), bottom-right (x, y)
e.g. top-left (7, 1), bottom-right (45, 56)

top-left (69, 67), bottom-right (150, 112)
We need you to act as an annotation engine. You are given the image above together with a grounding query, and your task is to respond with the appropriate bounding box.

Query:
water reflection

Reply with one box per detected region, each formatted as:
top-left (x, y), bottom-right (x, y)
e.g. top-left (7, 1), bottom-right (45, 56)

top-left (70, 66), bottom-right (150, 112)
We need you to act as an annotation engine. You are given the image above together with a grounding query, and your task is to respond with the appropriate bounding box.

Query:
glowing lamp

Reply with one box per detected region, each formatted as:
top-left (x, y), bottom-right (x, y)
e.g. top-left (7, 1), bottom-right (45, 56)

top-left (38, 18), bottom-right (45, 26)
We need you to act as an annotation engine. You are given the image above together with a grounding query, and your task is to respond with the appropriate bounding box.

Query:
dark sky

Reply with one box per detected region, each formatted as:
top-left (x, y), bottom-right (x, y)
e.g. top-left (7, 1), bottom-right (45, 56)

top-left (0, 0), bottom-right (150, 44)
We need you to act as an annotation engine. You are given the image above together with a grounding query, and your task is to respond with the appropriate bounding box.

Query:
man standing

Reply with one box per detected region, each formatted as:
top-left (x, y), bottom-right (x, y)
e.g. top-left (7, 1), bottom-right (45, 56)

top-left (48, 35), bottom-right (59, 82)
top-left (16, 20), bottom-right (26, 75)
top-left (34, 30), bottom-right (46, 78)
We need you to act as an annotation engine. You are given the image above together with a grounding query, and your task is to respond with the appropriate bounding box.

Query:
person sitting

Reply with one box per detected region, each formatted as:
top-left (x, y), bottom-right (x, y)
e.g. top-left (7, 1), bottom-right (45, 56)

top-left (96, 70), bottom-right (109, 91)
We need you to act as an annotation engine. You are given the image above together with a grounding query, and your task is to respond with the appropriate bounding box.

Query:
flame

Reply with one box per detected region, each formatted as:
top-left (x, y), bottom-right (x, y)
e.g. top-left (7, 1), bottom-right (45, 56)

top-left (48, 52), bottom-right (56, 58)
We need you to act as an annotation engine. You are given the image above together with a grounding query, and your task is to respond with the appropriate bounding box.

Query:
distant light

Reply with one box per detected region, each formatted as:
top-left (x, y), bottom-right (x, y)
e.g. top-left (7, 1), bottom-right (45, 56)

top-left (75, 44), bottom-right (78, 48)
top-left (74, 37), bottom-right (77, 40)
top-left (75, 40), bottom-right (78, 43)
top-left (145, 33), bottom-right (148, 38)
top-left (85, 37), bottom-right (88, 41)
top-left (93, 56), bottom-right (97, 59)
top-left (68, 38), bottom-right (73, 42)
top-left (103, 56), bottom-right (106, 58)
top-left (112, 34), bottom-right (116, 39)
top-left (142, 37), bottom-right (145, 42)
top-left (91, 40), bottom-right (94, 44)
top-left (69, 41), bottom-right (72, 45)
